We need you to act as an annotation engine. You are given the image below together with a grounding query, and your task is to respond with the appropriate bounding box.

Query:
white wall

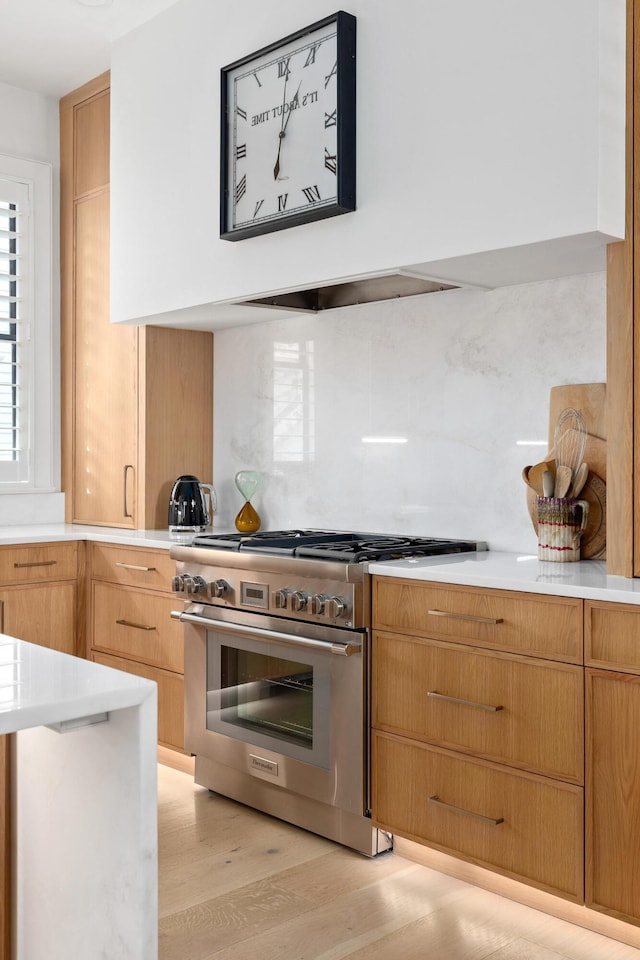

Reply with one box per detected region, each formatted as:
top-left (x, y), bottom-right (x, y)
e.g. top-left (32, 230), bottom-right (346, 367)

top-left (110, 0), bottom-right (624, 328)
top-left (212, 272), bottom-right (606, 554)
top-left (0, 82), bottom-right (63, 524)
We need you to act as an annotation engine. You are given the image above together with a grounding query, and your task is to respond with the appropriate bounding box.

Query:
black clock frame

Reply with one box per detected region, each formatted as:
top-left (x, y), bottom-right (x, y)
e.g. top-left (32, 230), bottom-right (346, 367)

top-left (219, 10), bottom-right (356, 242)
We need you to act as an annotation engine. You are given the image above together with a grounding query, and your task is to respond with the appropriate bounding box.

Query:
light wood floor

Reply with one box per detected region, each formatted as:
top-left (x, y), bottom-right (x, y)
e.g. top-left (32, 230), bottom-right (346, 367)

top-left (158, 763), bottom-right (640, 960)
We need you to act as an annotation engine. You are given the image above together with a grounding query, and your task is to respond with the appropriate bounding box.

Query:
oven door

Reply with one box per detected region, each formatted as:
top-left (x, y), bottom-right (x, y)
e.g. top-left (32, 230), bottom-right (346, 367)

top-left (178, 605), bottom-right (367, 815)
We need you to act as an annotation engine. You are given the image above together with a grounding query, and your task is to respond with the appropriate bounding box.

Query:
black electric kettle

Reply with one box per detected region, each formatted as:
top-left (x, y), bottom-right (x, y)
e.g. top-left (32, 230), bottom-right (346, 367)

top-left (168, 475), bottom-right (217, 540)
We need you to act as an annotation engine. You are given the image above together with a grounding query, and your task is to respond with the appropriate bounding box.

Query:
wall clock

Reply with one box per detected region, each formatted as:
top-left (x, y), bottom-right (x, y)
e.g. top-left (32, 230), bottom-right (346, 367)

top-left (220, 11), bottom-right (356, 241)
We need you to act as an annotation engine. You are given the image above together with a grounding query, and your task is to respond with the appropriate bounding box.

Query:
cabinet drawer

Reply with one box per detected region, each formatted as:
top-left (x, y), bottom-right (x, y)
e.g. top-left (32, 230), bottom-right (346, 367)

top-left (92, 651), bottom-right (184, 752)
top-left (92, 581), bottom-right (183, 673)
top-left (90, 543), bottom-right (174, 592)
top-left (372, 731), bottom-right (584, 901)
top-left (585, 600), bottom-right (640, 674)
top-left (0, 542), bottom-right (77, 584)
top-left (373, 632), bottom-right (583, 783)
top-left (373, 578), bottom-right (582, 662)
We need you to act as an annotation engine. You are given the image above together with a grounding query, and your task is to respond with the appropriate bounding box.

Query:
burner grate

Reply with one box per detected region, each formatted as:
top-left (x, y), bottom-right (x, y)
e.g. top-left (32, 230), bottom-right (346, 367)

top-left (295, 538), bottom-right (477, 562)
top-left (188, 529), bottom-right (482, 562)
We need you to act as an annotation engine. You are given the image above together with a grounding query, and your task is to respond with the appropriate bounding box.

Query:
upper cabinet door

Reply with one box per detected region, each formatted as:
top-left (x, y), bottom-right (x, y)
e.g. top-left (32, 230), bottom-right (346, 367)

top-left (62, 76), bottom-right (139, 529)
top-left (73, 191), bottom-right (139, 527)
top-left (74, 90), bottom-right (110, 197)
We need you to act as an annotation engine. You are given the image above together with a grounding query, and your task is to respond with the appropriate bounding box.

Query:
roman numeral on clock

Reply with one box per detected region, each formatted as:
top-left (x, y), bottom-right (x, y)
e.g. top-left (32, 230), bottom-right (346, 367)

top-left (235, 174), bottom-right (247, 203)
top-left (236, 143), bottom-right (247, 159)
top-left (324, 60), bottom-right (337, 88)
top-left (302, 185), bottom-right (321, 203)
top-left (278, 194), bottom-right (288, 211)
top-left (304, 44), bottom-right (318, 67)
top-left (324, 110), bottom-right (337, 128)
top-left (278, 58), bottom-right (291, 79)
top-left (253, 199), bottom-right (264, 218)
top-left (253, 72), bottom-right (262, 87)
top-left (324, 148), bottom-right (337, 175)
top-left (236, 106), bottom-right (247, 121)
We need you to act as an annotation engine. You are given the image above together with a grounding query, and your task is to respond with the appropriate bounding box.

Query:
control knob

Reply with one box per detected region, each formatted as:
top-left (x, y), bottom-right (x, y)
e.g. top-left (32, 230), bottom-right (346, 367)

top-left (273, 588), bottom-right (291, 610)
top-left (326, 596), bottom-right (346, 618)
top-left (186, 575), bottom-right (207, 596)
top-left (291, 590), bottom-right (309, 612)
top-left (208, 579), bottom-right (229, 599)
top-left (171, 575), bottom-right (185, 593)
top-left (310, 594), bottom-right (328, 615)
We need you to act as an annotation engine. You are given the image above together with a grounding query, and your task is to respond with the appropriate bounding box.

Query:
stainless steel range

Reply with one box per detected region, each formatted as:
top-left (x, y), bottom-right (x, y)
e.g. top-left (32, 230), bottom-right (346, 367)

top-left (170, 529), bottom-right (485, 856)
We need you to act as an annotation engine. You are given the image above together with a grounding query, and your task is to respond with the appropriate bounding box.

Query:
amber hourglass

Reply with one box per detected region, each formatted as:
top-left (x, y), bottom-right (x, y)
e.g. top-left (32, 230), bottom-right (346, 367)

top-left (234, 470), bottom-right (261, 532)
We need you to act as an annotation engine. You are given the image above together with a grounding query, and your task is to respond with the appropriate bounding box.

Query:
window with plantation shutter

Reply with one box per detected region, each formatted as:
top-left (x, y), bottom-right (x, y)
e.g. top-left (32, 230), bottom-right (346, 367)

top-left (0, 155), bottom-right (54, 492)
top-left (0, 181), bottom-right (29, 479)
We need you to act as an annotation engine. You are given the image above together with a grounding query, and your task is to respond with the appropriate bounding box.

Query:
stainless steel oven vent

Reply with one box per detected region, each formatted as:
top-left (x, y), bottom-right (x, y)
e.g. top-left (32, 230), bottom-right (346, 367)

top-left (236, 272), bottom-right (459, 312)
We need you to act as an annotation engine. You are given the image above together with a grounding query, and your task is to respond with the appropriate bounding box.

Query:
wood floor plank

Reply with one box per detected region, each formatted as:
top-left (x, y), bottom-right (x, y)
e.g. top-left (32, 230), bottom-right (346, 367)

top-left (484, 940), bottom-right (568, 960)
top-left (159, 876), bottom-right (314, 960)
top-left (261, 846), bottom-right (413, 905)
top-left (194, 867), bottom-right (477, 960)
top-left (158, 764), bottom-right (640, 960)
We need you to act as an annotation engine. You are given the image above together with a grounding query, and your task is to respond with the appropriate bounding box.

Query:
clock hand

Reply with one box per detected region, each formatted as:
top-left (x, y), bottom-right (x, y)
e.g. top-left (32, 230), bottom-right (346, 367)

top-left (273, 72), bottom-right (289, 181)
top-left (273, 81), bottom-right (302, 180)
top-left (281, 81), bottom-right (301, 136)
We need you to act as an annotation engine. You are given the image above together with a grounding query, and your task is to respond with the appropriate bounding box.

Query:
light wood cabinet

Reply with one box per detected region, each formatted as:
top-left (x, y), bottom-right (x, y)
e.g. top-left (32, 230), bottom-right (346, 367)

top-left (0, 582), bottom-right (76, 656)
top-left (585, 598), bottom-right (640, 673)
top-left (585, 599), bottom-right (640, 924)
top-left (92, 582), bottom-right (183, 673)
top-left (373, 632), bottom-right (584, 783)
top-left (93, 651), bottom-right (184, 749)
top-left (373, 578), bottom-right (583, 663)
top-left (371, 576), bottom-right (585, 901)
top-left (373, 731), bottom-right (584, 901)
top-left (88, 542), bottom-right (185, 751)
top-left (0, 542), bottom-right (79, 655)
top-left (60, 72), bottom-right (213, 530)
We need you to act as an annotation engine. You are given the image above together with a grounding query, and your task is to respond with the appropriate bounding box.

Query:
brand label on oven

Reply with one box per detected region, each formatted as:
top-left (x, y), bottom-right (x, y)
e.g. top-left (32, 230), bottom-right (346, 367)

top-left (249, 754), bottom-right (279, 777)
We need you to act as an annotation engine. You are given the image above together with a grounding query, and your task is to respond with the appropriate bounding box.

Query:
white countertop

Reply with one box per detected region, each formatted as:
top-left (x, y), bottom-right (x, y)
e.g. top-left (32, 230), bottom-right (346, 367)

top-left (3, 525), bottom-right (640, 605)
top-left (0, 522), bottom-right (179, 549)
top-left (0, 522), bottom-right (243, 550)
top-left (0, 635), bottom-right (156, 734)
top-left (368, 550), bottom-right (640, 605)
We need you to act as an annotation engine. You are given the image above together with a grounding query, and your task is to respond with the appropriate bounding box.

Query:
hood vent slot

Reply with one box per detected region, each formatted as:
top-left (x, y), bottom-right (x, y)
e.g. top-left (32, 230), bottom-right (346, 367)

top-left (236, 273), bottom-right (458, 312)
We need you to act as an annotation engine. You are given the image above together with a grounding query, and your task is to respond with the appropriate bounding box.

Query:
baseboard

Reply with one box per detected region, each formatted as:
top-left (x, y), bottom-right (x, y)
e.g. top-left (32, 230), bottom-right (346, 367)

top-left (157, 746), bottom-right (195, 776)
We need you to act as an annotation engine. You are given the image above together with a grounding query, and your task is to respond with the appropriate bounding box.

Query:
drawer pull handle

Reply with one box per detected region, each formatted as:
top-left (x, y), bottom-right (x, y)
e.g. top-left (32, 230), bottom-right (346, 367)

top-left (428, 608), bottom-right (503, 625)
top-left (13, 560), bottom-right (57, 569)
top-left (115, 562), bottom-right (157, 573)
top-left (115, 619), bottom-right (156, 632)
top-left (428, 794), bottom-right (504, 826)
top-left (427, 690), bottom-right (504, 712)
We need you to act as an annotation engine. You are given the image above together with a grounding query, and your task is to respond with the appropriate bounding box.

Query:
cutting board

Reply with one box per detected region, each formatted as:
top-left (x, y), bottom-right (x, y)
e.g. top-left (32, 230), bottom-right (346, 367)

top-left (525, 383), bottom-right (607, 559)
top-left (548, 383), bottom-right (606, 444)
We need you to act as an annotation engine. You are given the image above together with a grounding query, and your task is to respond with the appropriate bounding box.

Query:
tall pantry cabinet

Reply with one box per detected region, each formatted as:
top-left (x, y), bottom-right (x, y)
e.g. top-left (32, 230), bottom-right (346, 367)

top-left (60, 72), bottom-right (213, 529)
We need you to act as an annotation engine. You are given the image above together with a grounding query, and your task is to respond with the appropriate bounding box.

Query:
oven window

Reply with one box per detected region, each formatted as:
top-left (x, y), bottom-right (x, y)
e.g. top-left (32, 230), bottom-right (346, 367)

top-left (219, 645), bottom-right (314, 749)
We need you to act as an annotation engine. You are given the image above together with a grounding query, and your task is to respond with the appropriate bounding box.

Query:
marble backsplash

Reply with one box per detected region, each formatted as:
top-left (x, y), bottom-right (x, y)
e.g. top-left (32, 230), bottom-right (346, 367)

top-left (212, 272), bottom-right (606, 553)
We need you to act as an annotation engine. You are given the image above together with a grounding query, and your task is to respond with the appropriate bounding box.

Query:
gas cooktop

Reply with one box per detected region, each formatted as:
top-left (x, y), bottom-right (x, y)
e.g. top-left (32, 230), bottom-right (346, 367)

top-left (190, 529), bottom-right (484, 563)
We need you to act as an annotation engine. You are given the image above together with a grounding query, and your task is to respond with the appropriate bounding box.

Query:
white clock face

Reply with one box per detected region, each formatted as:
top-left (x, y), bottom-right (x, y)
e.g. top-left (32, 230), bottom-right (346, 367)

top-left (225, 20), bottom-right (339, 233)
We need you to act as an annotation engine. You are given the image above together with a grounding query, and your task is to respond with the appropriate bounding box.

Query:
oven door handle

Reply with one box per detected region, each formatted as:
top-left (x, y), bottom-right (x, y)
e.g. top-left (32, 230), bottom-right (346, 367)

top-left (171, 610), bottom-right (361, 657)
